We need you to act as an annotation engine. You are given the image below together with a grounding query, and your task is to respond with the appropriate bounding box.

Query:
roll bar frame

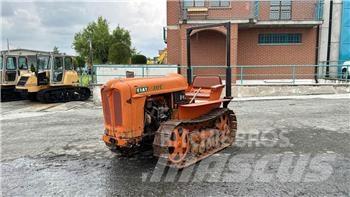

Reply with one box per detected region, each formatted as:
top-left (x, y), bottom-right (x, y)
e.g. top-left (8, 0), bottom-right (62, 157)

top-left (186, 22), bottom-right (232, 107)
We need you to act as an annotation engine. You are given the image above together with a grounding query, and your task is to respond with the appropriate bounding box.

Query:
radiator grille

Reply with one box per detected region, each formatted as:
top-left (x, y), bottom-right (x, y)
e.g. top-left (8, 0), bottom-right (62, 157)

top-left (102, 89), bottom-right (123, 127)
top-left (113, 91), bottom-right (122, 125)
top-left (101, 90), bottom-right (111, 125)
top-left (5, 72), bottom-right (16, 82)
top-left (17, 76), bottom-right (29, 86)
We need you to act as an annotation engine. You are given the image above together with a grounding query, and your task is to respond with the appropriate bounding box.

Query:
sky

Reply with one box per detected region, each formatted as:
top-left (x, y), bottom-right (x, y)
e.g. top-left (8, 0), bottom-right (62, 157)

top-left (0, 0), bottom-right (166, 57)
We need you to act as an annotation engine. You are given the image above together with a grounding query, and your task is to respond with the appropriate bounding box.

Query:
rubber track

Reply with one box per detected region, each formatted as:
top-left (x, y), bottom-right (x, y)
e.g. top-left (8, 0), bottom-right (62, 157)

top-left (36, 86), bottom-right (91, 103)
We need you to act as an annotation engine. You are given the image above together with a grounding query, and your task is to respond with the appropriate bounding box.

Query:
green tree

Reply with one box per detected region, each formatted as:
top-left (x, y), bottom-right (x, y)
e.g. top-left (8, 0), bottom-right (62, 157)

top-left (73, 16), bottom-right (111, 64)
top-left (73, 17), bottom-right (134, 65)
top-left (53, 46), bottom-right (59, 54)
top-left (73, 56), bottom-right (86, 71)
top-left (108, 43), bottom-right (131, 64)
top-left (108, 26), bottom-right (133, 64)
top-left (111, 26), bottom-right (131, 48)
top-left (131, 54), bottom-right (147, 64)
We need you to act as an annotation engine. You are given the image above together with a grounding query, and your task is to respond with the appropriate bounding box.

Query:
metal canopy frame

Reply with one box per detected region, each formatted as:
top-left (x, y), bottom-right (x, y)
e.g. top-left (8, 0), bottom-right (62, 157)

top-left (186, 22), bottom-right (232, 105)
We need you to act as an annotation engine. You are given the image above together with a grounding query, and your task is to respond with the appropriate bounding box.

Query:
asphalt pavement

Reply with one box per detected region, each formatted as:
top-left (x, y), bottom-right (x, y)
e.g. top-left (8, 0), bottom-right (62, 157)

top-left (1, 96), bottom-right (349, 196)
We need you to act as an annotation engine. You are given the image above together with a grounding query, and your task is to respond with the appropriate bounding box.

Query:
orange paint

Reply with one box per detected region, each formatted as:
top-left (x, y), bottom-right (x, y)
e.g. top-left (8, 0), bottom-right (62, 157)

top-left (101, 74), bottom-right (230, 148)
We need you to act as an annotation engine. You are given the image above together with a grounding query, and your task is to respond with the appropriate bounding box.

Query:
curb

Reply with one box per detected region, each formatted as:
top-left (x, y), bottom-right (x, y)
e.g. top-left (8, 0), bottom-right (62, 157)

top-left (231, 94), bottom-right (350, 102)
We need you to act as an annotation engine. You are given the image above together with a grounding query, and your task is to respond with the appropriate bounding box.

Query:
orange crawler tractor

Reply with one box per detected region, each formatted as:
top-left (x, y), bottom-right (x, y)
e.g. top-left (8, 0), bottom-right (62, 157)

top-left (101, 23), bottom-right (237, 168)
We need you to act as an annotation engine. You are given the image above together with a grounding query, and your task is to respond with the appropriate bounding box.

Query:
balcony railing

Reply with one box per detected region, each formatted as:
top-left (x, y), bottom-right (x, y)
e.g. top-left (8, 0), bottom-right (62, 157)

top-left (180, 1), bottom-right (256, 21)
top-left (180, 0), bottom-right (323, 22)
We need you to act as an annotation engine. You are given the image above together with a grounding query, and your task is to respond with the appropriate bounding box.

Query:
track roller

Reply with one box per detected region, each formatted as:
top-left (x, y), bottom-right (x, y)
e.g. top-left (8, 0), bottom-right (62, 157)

top-left (153, 108), bottom-right (237, 168)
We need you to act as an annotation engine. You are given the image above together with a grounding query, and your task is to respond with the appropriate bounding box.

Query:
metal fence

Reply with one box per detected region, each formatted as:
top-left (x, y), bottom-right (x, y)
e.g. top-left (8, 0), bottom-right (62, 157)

top-left (191, 64), bottom-right (350, 84)
top-left (92, 64), bottom-right (350, 85)
top-left (92, 64), bottom-right (179, 85)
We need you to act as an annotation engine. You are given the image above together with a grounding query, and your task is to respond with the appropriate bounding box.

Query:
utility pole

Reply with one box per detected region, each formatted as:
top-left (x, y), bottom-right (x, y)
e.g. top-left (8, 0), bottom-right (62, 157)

top-left (7, 38), bottom-right (10, 54)
top-left (89, 38), bottom-right (93, 65)
top-left (88, 38), bottom-right (93, 83)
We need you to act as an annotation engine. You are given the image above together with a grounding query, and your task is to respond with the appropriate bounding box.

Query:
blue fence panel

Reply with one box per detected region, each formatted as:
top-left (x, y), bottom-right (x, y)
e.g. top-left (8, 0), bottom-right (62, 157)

top-left (340, 0), bottom-right (350, 62)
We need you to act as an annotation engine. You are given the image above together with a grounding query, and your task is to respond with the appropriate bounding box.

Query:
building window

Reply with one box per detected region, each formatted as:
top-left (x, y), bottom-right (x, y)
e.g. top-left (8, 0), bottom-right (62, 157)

top-left (163, 27), bottom-right (167, 43)
top-left (209, 0), bottom-right (230, 7)
top-left (184, 0), bottom-right (205, 8)
top-left (258, 33), bottom-right (302, 44)
top-left (270, 0), bottom-right (292, 20)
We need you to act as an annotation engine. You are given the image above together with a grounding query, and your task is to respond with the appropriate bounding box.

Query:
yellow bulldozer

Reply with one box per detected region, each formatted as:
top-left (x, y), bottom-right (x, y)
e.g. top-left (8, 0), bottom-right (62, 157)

top-left (1, 52), bottom-right (33, 101)
top-left (16, 53), bottom-right (91, 103)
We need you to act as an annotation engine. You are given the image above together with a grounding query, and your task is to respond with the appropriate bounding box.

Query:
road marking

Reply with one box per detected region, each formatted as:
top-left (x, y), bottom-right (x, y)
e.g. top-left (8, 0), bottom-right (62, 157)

top-left (1, 103), bottom-right (59, 115)
top-left (0, 111), bottom-right (56, 121)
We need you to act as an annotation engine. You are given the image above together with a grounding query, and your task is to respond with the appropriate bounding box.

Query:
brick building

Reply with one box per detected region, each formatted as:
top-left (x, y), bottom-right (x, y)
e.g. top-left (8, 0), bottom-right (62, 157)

top-left (165, 0), bottom-right (324, 80)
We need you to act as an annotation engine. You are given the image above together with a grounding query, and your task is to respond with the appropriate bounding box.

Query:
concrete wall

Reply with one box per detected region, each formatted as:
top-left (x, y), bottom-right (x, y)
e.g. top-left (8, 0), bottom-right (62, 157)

top-left (318, 0), bottom-right (331, 63)
top-left (329, 0), bottom-right (343, 77)
top-left (318, 0), bottom-right (344, 77)
top-left (95, 65), bottom-right (178, 84)
top-left (232, 84), bottom-right (350, 98)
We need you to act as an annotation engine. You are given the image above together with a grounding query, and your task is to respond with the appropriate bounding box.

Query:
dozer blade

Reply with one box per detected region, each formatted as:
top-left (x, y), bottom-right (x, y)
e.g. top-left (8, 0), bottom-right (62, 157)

top-left (1, 88), bottom-right (24, 102)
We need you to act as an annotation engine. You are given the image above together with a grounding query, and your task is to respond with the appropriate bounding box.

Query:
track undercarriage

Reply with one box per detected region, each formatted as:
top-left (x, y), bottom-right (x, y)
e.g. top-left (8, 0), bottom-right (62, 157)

top-left (153, 108), bottom-right (237, 168)
top-left (28, 86), bottom-right (91, 103)
top-left (1, 86), bottom-right (23, 102)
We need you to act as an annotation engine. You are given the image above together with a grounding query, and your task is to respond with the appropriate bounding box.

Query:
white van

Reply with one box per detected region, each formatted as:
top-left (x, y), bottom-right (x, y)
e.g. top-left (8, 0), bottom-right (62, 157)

top-left (342, 61), bottom-right (350, 79)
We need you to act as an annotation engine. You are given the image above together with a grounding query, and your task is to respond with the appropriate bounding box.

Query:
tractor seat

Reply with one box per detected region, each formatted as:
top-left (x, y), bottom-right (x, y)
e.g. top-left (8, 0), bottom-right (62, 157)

top-left (192, 76), bottom-right (222, 89)
top-left (186, 76), bottom-right (223, 100)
